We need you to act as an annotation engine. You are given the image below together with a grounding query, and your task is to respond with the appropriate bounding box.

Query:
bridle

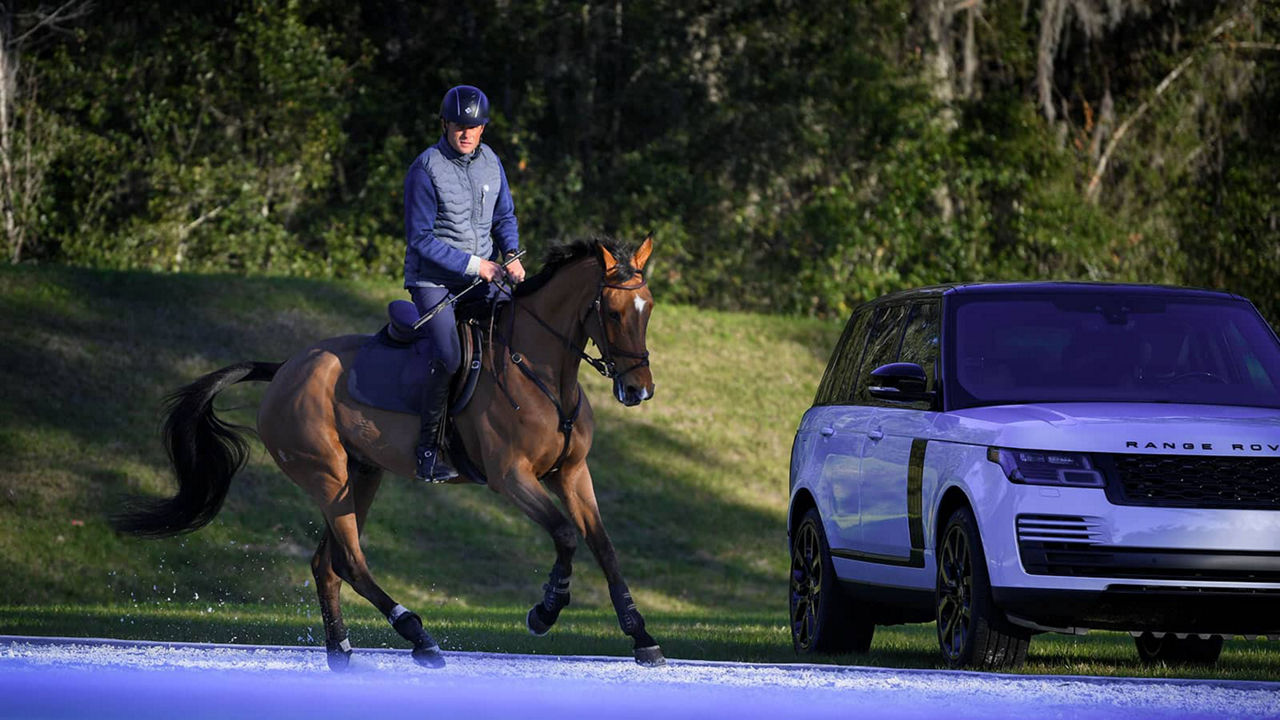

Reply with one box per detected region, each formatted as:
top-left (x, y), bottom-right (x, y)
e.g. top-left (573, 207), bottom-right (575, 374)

top-left (584, 274), bottom-right (652, 381)
top-left (508, 268), bottom-right (651, 382)
top-left (484, 258), bottom-right (651, 479)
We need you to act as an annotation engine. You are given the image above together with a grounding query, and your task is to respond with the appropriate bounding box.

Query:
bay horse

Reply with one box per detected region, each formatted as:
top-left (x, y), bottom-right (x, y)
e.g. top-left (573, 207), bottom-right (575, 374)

top-left (113, 237), bottom-right (663, 670)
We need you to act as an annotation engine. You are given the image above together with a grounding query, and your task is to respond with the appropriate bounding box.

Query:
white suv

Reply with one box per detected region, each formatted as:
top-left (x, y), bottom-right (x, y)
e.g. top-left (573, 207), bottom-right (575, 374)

top-left (788, 282), bottom-right (1280, 669)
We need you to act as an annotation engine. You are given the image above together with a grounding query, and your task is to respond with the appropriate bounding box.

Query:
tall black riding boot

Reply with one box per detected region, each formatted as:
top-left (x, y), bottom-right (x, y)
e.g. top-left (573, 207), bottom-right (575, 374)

top-left (416, 373), bottom-right (457, 482)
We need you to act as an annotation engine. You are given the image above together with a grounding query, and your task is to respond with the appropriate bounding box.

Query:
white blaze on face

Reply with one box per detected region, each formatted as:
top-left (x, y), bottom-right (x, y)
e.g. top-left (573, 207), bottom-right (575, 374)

top-left (634, 296), bottom-right (647, 314)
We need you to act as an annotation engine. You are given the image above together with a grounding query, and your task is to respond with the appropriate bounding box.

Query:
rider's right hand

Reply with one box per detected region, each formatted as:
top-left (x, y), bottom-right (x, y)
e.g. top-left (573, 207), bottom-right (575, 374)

top-left (477, 259), bottom-right (506, 283)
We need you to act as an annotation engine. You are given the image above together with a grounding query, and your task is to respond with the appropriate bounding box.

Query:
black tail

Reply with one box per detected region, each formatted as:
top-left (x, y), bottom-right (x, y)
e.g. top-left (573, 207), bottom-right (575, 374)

top-left (113, 361), bottom-right (281, 538)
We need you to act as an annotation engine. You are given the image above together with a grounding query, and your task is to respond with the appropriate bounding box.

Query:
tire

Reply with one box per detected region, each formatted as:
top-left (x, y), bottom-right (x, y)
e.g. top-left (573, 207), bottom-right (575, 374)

top-left (789, 507), bottom-right (875, 654)
top-left (1134, 633), bottom-right (1224, 665)
top-left (935, 506), bottom-right (1030, 670)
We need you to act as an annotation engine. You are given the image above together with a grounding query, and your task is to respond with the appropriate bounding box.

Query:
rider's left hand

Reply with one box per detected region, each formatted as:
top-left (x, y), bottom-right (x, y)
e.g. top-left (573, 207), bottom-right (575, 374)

top-left (506, 258), bottom-right (526, 284)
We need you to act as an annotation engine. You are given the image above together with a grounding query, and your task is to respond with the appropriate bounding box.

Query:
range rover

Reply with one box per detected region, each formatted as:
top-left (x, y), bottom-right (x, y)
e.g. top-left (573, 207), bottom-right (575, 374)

top-left (788, 282), bottom-right (1280, 668)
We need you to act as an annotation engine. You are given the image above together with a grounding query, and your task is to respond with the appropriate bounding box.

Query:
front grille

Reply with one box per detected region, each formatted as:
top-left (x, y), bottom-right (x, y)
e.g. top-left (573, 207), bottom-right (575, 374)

top-left (1100, 454), bottom-right (1280, 510)
top-left (1018, 542), bottom-right (1280, 582)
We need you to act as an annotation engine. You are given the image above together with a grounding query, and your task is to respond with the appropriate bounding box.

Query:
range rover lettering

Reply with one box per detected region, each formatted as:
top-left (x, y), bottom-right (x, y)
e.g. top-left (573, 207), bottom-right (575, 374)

top-left (788, 282), bottom-right (1280, 669)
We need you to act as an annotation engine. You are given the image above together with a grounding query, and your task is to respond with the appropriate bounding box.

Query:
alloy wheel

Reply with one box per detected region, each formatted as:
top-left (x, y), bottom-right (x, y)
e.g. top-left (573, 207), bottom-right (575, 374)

top-left (937, 522), bottom-right (973, 662)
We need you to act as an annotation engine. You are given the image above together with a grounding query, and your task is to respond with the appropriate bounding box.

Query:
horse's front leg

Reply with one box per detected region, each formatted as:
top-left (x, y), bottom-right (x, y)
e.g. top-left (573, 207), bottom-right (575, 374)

top-left (489, 467), bottom-right (579, 636)
top-left (551, 462), bottom-right (665, 666)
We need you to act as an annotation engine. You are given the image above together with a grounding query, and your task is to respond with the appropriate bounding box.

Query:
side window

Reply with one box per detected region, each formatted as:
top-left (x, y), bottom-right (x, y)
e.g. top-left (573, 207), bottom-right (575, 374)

top-left (854, 304), bottom-right (908, 402)
top-left (900, 300), bottom-right (941, 392)
top-left (816, 308), bottom-right (872, 404)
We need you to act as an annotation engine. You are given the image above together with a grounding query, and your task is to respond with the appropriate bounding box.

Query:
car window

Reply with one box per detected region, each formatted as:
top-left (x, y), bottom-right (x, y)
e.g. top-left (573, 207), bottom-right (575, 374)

top-left (816, 307), bottom-right (872, 405)
top-left (947, 292), bottom-right (1280, 409)
top-left (854, 304), bottom-right (908, 402)
top-left (900, 300), bottom-right (941, 392)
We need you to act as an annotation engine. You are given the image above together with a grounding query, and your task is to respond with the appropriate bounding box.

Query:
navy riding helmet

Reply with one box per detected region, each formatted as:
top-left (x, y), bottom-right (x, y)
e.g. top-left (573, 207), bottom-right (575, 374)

top-left (440, 85), bottom-right (490, 126)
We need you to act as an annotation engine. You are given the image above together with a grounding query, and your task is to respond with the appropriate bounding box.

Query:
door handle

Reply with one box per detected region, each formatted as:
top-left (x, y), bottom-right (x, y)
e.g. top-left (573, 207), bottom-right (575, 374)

top-left (819, 426), bottom-right (835, 437)
top-left (867, 428), bottom-right (884, 441)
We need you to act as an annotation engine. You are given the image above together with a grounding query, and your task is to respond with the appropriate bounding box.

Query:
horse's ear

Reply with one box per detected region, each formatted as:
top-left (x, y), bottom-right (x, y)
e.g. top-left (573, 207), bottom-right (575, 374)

top-left (633, 235), bottom-right (653, 271)
top-left (599, 242), bottom-right (619, 272)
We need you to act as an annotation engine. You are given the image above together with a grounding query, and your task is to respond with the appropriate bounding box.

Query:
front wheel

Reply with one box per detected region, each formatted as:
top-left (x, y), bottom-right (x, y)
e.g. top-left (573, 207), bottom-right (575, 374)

top-left (935, 506), bottom-right (1030, 670)
top-left (790, 508), bottom-right (874, 654)
top-left (1134, 632), bottom-right (1223, 665)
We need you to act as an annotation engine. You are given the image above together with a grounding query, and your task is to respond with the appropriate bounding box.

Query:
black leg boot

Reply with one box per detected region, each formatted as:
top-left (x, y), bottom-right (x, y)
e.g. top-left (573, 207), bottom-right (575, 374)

top-left (416, 373), bottom-right (457, 482)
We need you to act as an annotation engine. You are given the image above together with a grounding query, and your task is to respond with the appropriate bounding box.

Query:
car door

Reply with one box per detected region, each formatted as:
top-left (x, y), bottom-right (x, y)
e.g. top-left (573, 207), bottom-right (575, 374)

top-left (798, 307), bottom-right (874, 553)
top-left (858, 300), bottom-right (940, 566)
top-left (814, 302), bottom-right (904, 556)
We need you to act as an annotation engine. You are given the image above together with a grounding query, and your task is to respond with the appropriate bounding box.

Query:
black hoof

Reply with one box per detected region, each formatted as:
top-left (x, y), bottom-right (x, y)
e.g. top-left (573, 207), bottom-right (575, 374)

top-left (412, 644), bottom-right (446, 669)
top-left (326, 648), bottom-right (352, 672)
top-left (526, 606), bottom-right (552, 637)
top-left (634, 645), bottom-right (666, 667)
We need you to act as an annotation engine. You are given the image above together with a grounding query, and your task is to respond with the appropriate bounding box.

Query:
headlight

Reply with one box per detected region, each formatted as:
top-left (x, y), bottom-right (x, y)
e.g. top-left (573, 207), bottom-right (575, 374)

top-left (987, 447), bottom-right (1105, 487)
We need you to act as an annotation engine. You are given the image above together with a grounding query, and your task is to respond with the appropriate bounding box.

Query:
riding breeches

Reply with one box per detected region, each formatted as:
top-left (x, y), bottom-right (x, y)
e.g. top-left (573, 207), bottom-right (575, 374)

top-left (409, 283), bottom-right (502, 375)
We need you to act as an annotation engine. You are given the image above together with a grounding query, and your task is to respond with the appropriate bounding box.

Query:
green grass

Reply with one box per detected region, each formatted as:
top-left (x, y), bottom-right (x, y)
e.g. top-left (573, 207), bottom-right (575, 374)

top-left (1, 263), bottom-right (1278, 681)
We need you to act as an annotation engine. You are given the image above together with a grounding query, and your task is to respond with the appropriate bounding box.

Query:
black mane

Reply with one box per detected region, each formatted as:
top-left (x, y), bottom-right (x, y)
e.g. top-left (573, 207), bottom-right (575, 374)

top-left (513, 236), bottom-right (639, 297)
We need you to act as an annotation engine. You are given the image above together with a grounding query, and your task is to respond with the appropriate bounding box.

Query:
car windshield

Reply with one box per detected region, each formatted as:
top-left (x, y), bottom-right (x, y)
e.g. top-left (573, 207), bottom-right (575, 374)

top-left (947, 291), bottom-right (1280, 409)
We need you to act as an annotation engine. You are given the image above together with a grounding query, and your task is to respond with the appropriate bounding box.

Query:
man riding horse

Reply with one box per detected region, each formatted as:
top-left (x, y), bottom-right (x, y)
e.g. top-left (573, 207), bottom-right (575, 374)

top-left (113, 84), bottom-right (664, 671)
top-left (404, 84), bottom-right (527, 481)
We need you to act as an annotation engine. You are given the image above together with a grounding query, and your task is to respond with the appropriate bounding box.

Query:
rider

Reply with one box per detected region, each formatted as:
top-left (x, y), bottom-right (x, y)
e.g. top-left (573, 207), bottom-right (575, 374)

top-left (403, 84), bottom-right (526, 481)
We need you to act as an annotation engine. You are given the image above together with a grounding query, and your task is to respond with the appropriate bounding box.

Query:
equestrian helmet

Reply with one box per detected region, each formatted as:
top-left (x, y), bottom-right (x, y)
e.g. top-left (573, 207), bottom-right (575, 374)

top-left (440, 85), bottom-right (490, 126)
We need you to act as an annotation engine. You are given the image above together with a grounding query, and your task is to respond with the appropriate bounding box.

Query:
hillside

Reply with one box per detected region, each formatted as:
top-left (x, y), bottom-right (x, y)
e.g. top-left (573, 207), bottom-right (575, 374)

top-left (0, 264), bottom-right (838, 617)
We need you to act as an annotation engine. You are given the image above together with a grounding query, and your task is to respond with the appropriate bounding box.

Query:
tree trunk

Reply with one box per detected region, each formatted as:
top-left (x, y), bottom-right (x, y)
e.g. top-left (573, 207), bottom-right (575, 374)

top-left (0, 11), bottom-right (20, 263)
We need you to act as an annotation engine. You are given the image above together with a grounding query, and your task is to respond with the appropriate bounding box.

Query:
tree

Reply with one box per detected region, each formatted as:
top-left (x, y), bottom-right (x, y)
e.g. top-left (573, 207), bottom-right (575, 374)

top-left (0, 0), bottom-right (91, 263)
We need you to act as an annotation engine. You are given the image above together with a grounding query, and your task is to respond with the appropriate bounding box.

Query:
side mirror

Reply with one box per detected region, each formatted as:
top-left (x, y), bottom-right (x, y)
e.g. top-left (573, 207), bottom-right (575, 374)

top-left (868, 362), bottom-right (935, 403)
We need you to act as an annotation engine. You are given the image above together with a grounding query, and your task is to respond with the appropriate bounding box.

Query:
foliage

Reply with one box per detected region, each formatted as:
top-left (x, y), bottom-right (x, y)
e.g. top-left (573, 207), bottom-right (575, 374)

top-left (8, 0), bottom-right (1280, 321)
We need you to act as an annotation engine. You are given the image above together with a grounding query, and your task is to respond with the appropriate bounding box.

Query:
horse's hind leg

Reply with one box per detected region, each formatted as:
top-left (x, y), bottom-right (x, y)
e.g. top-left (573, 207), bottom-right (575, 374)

top-left (302, 455), bottom-right (445, 669)
top-left (311, 529), bottom-right (350, 670)
top-left (309, 457), bottom-right (385, 670)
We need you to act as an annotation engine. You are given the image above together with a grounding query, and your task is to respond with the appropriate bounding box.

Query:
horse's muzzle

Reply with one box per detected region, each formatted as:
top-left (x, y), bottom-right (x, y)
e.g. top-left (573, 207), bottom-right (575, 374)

top-left (615, 378), bottom-right (654, 407)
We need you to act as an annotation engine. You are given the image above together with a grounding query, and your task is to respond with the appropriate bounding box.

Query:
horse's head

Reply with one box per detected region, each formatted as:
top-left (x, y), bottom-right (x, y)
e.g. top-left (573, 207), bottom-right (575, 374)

top-left (590, 236), bottom-right (656, 407)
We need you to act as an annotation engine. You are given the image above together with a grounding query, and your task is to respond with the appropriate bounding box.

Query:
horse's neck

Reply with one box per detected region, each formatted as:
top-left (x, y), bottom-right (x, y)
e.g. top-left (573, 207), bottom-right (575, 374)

top-left (503, 257), bottom-right (600, 398)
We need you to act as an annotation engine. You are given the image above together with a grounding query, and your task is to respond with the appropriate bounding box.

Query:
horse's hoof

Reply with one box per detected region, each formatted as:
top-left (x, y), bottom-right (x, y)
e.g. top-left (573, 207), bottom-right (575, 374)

top-left (412, 644), bottom-right (446, 669)
top-left (325, 638), bottom-right (353, 672)
top-left (634, 645), bottom-right (666, 667)
top-left (526, 606), bottom-right (552, 637)
top-left (326, 648), bottom-right (352, 672)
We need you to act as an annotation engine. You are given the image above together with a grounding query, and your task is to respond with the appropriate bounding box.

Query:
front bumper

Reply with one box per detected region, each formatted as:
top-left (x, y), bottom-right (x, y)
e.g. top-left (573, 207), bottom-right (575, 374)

top-left (973, 478), bottom-right (1280, 633)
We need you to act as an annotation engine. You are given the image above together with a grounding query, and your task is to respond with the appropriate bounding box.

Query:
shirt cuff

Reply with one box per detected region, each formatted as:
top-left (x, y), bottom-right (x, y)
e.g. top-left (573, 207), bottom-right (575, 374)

top-left (464, 255), bottom-right (482, 276)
